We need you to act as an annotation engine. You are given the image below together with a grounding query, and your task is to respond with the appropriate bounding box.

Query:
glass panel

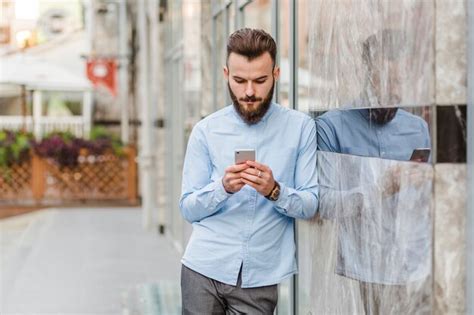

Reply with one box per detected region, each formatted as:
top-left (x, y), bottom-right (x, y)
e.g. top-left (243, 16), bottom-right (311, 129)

top-left (299, 148), bottom-right (433, 314)
top-left (214, 12), bottom-right (227, 109)
top-left (228, 3), bottom-right (236, 34)
top-left (277, 2), bottom-right (292, 313)
top-left (277, 278), bottom-right (292, 315)
top-left (170, 0), bottom-right (183, 47)
top-left (307, 0), bottom-right (435, 111)
top-left (433, 164), bottom-right (467, 314)
top-left (436, 105), bottom-right (467, 163)
top-left (242, 0), bottom-right (271, 31)
top-left (297, 0), bottom-right (310, 112)
top-left (299, 3), bottom-right (438, 310)
top-left (183, 1), bottom-right (201, 121)
top-left (315, 106), bottom-right (433, 162)
top-left (278, 0), bottom-right (290, 108)
top-left (201, 1), bottom-right (214, 116)
top-left (90, 1), bottom-right (118, 55)
top-left (435, 0), bottom-right (467, 105)
top-left (297, 105), bottom-right (434, 314)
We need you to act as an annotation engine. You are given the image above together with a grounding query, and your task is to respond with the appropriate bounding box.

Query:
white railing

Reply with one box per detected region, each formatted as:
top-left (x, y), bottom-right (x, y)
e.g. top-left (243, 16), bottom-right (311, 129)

top-left (0, 116), bottom-right (87, 138)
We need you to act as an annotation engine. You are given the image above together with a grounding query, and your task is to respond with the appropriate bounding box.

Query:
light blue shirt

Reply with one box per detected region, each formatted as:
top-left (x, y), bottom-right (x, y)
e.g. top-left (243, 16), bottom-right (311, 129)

top-left (180, 103), bottom-right (319, 288)
top-left (316, 108), bottom-right (431, 161)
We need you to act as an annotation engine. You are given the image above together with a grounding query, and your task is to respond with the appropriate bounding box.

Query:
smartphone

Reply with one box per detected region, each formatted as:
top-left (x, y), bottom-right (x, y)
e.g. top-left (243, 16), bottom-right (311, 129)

top-left (410, 148), bottom-right (431, 162)
top-left (235, 149), bottom-right (256, 165)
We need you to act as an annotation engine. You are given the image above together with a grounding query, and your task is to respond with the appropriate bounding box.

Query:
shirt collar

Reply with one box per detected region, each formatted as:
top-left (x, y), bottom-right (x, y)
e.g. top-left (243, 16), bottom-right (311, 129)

top-left (260, 102), bottom-right (276, 123)
top-left (358, 108), bottom-right (371, 121)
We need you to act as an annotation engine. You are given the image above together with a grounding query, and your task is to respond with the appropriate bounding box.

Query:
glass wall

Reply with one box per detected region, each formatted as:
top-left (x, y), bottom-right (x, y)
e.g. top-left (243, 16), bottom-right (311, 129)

top-left (161, 0), bottom-right (470, 314)
top-left (297, 0), bottom-right (468, 314)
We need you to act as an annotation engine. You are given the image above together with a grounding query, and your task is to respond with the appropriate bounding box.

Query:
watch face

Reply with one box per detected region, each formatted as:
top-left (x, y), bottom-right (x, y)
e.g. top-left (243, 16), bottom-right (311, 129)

top-left (271, 186), bottom-right (280, 201)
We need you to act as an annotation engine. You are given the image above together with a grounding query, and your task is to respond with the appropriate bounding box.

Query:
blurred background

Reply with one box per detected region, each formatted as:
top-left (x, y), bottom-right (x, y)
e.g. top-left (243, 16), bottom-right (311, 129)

top-left (0, 0), bottom-right (472, 314)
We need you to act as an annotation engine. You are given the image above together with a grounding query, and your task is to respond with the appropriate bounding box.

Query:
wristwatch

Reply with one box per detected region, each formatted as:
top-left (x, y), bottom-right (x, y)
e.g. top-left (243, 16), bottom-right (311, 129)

top-left (265, 181), bottom-right (281, 201)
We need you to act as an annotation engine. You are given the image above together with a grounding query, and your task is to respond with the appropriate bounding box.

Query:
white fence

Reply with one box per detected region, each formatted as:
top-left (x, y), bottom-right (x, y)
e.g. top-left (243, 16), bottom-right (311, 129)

top-left (0, 116), bottom-right (88, 138)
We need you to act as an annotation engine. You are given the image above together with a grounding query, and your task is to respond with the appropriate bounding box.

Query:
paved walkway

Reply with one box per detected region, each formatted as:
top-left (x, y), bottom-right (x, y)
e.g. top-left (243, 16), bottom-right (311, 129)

top-left (0, 208), bottom-right (182, 314)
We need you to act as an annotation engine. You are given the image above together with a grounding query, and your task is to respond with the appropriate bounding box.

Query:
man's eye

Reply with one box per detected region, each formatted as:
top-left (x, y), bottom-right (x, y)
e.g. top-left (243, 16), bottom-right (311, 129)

top-left (235, 79), bottom-right (244, 83)
top-left (255, 80), bottom-right (266, 84)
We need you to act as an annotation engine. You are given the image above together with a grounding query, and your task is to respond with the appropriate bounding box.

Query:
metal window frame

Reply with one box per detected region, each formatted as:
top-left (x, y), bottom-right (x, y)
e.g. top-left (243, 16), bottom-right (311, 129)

top-left (271, 0), bottom-right (280, 103)
top-left (212, 0), bottom-right (233, 111)
top-left (289, 0), bottom-right (297, 314)
top-left (162, 0), bottom-right (186, 251)
top-left (467, 0), bottom-right (474, 313)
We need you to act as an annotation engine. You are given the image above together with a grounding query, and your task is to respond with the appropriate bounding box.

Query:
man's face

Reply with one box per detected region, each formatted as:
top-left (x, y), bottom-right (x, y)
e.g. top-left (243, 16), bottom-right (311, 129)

top-left (367, 59), bottom-right (403, 107)
top-left (224, 52), bottom-right (280, 125)
top-left (366, 62), bottom-right (401, 124)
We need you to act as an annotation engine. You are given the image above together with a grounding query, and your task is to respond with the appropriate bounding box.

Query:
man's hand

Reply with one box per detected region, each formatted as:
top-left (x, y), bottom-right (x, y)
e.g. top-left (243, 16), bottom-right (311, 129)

top-left (222, 163), bottom-right (250, 193)
top-left (240, 160), bottom-right (275, 197)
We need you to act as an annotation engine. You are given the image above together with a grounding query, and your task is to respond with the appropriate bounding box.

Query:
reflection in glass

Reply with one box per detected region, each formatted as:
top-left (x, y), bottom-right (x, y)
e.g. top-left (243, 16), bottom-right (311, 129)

top-left (316, 107), bottom-right (432, 162)
top-left (298, 106), bottom-right (434, 314)
top-left (307, 0), bottom-right (434, 111)
top-left (298, 150), bottom-right (433, 314)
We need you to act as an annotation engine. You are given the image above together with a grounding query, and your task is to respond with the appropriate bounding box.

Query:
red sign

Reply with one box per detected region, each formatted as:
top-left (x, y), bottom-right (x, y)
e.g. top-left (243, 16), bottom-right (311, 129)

top-left (86, 58), bottom-right (117, 96)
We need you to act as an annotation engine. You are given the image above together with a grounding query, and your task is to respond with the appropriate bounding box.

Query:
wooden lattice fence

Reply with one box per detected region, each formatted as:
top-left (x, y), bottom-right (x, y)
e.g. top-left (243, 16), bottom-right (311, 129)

top-left (0, 147), bottom-right (137, 205)
top-left (0, 162), bottom-right (33, 200)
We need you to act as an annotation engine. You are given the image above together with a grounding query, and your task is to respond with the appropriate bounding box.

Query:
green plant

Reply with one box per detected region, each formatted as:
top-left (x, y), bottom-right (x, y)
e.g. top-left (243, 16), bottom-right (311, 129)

top-left (0, 130), bottom-right (33, 183)
top-left (90, 126), bottom-right (124, 156)
top-left (0, 130), bottom-right (32, 169)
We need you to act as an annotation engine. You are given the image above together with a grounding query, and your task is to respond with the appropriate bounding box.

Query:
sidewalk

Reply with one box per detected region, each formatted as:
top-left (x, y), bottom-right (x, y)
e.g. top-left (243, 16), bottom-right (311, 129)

top-left (0, 207), bottom-right (182, 314)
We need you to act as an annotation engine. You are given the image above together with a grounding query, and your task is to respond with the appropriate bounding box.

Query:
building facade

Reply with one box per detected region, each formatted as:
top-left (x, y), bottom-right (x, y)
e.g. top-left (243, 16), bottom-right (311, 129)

top-left (136, 0), bottom-right (472, 314)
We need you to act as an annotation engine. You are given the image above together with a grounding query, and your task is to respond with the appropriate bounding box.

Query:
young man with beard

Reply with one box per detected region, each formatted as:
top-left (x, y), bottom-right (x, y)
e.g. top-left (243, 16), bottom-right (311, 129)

top-left (179, 28), bottom-right (318, 314)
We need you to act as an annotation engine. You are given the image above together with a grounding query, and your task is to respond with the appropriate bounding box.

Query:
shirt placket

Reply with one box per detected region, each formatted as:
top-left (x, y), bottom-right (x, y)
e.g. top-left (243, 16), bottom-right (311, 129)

top-left (376, 125), bottom-right (387, 158)
top-left (241, 124), bottom-right (260, 286)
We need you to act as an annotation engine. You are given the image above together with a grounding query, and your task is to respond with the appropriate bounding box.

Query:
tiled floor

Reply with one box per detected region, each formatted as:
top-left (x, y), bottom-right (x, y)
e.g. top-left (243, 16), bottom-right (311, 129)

top-left (0, 208), bottom-right (182, 314)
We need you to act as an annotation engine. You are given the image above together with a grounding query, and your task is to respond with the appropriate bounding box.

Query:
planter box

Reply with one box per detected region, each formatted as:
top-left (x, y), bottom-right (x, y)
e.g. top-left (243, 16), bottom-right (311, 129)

top-left (0, 147), bottom-right (137, 205)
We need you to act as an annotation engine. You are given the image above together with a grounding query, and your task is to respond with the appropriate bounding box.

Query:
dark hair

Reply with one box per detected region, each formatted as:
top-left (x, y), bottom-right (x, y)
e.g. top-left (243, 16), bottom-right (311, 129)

top-left (362, 29), bottom-right (407, 68)
top-left (227, 28), bottom-right (277, 67)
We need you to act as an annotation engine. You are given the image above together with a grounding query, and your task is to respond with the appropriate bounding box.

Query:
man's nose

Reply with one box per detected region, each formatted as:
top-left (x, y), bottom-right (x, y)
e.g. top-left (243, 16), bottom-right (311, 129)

top-left (245, 82), bottom-right (255, 97)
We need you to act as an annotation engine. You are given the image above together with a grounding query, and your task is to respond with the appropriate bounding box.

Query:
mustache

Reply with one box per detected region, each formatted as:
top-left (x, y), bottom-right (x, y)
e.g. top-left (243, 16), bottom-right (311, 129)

top-left (240, 95), bottom-right (262, 102)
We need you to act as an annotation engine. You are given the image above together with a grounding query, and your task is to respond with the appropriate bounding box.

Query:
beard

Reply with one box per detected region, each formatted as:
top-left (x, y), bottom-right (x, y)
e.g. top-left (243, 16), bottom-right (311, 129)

top-left (369, 108), bottom-right (399, 125)
top-left (229, 80), bottom-right (275, 125)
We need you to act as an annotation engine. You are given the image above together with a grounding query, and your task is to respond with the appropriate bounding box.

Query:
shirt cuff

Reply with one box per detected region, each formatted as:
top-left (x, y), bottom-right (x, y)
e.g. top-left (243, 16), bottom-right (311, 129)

top-left (273, 182), bottom-right (290, 214)
top-left (214, 176), bottom-right (233, 201)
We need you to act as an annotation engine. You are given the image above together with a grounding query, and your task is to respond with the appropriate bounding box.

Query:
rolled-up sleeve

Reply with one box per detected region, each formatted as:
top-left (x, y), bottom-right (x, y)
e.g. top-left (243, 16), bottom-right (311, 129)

top-left (179, 123), bottom-right (231, 223)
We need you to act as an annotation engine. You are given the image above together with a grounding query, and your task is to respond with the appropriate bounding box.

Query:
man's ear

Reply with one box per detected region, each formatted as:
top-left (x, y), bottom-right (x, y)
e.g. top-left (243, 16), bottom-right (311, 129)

top-left (273, 66), bottom-right (280, 81)
top-left (223, 66), bottom-right (229, 81)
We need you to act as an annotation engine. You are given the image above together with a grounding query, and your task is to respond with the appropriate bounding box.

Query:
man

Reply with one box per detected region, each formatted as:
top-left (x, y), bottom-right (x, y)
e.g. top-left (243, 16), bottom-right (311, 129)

top-left (179, 28), bottom-right (318, 314)
top-left (316, 29), bottom-right (432, 314)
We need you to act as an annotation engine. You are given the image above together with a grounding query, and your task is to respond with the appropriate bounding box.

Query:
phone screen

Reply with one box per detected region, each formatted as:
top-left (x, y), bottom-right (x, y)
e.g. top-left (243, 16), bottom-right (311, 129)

top-left (410, 148), bottom-right (431, 162)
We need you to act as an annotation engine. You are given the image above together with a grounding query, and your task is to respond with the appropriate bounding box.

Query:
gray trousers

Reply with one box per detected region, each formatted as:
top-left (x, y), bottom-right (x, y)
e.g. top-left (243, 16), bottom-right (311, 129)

top-left (181, 264), bottom-right (278, 315)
